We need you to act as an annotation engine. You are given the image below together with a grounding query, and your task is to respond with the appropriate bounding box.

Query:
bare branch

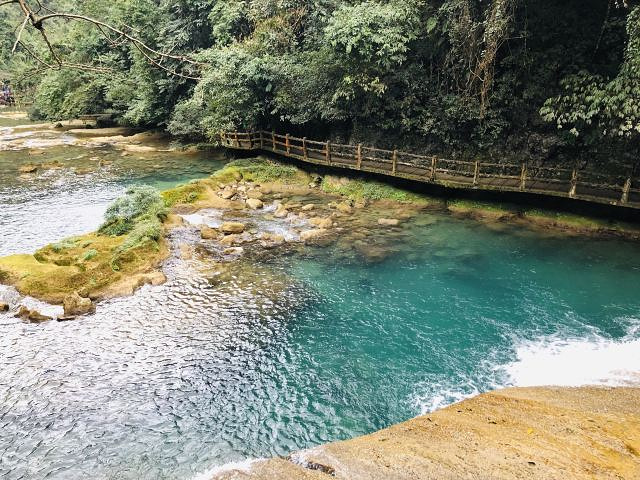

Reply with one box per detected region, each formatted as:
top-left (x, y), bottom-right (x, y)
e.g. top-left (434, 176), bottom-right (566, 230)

top-left (4, 0), bottom-right (204, 80)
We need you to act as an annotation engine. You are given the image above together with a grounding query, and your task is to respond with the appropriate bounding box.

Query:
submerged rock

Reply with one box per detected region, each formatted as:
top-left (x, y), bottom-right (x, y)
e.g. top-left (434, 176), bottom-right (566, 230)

top-left (63, 292), bottom-right (95, 317)
top-left (300, 229), bottom-right (332, 246)
top-left (223, 247), bottom-right (244, 256)
top-left (378, 218), bottom-right (400, 226)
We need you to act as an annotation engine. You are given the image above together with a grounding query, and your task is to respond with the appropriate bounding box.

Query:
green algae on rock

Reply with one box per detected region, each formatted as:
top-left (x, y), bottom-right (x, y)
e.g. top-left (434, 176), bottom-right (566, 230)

top-left (0, 187), bottom-right (170, 305)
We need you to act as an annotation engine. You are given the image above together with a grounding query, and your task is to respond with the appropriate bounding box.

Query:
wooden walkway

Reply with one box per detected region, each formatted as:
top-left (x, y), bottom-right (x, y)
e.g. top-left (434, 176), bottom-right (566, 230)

top-left (220, 131), bottom-right (640, 210)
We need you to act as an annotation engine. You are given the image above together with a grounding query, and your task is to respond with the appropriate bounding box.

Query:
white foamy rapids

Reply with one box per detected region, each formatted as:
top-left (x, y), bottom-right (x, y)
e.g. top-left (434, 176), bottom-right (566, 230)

top-left (412, 322), bottom-right (640, 415)
top-left (190, 459), bottom-right (259, 480)
top-left (500, 327), bottom-right (640, 388)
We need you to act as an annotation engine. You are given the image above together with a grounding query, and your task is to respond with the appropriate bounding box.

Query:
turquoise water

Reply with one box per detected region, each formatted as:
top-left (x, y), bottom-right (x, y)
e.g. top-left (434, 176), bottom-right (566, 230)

top-left (1, 124), bottom-right (640, 479)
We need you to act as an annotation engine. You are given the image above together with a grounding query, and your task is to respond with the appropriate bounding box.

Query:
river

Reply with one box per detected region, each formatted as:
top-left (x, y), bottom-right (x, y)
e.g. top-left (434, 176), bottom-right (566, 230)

top-left (1, 115), bottom-right (639, 480)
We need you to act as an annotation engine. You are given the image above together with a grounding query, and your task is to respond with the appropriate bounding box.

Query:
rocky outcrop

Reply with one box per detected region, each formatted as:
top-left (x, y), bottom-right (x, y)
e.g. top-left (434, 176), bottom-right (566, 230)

top-left (211, 387), bottom-right (640, 480)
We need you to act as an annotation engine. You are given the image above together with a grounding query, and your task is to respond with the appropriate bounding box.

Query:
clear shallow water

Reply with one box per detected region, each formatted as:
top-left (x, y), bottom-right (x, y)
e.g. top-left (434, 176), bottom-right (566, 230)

top-left (1, 124), bottom-right (640, 480)
top-left (0, 141), bottom-right (226, 256)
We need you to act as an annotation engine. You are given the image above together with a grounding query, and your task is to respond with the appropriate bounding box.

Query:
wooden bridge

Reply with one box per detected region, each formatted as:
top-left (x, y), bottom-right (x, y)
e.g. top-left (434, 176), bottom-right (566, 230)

top-left (220, 131), bottom-right (640, 210)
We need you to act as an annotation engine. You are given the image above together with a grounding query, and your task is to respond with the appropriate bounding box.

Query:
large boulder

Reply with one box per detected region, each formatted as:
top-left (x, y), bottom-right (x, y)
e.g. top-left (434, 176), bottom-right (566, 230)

top-left (220, 222), bottom-right (246, 234)
top-left (63, 292), bottom-right (96, 317)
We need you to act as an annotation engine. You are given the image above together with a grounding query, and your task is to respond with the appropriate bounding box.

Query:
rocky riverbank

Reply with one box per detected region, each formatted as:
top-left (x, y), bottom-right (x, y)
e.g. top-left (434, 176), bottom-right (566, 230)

top-left (2, 152), bottom-right (639, 322)
top-left (210, 386), bottom-right (640, 480)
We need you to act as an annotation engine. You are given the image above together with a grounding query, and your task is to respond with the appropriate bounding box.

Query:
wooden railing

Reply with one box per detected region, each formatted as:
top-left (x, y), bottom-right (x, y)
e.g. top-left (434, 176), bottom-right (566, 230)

top-left (219, 131), bottom-right (640, 210)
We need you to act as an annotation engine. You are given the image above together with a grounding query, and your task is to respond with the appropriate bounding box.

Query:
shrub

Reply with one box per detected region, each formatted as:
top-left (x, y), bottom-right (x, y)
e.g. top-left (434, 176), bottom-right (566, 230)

top-left (99, 186), bottom-right (167, 236)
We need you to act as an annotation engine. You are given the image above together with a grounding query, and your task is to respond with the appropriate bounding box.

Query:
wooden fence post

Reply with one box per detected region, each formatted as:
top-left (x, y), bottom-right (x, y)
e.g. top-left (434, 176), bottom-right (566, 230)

top-left (473, 160), bottom-right (480, 186)
top-left (271, 131), bottom-right (276, 150)
top-left (303, 137), bottom-right (308, 160)
top-left (430, 156), bottom-right (437, 181)
top-left (621, 178), bottom-right (632, 204)
top-left (234, 132), bottom-right (239, 148)
top-left (285, 134), bottom-right (291, 155)
top-left (326, 141), bottom-right (332, 165)
top-left (356, 144), bottom-right (362, 170)
top-left (392, 150), bottom-right (398, 176)
top-left (259, 131), bottom-right (264, 149)
top-left (220, 132), bottom-right (226, 145)
top-left (248, 132), bottom-right (253, 150)
top-left (520, 163), bottom-right (527, 191)
top-left (569, 168), bottom-right (578, 198)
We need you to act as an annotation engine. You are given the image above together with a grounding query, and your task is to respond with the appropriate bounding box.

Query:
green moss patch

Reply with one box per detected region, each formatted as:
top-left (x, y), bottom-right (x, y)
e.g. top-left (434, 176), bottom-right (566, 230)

top-left (322, 176), bottom-right (430, 203)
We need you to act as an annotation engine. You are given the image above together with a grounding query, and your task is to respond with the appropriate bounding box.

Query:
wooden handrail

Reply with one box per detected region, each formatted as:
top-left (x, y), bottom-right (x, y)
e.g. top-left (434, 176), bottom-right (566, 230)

top-left (218, 130), bottom-right (640, 210)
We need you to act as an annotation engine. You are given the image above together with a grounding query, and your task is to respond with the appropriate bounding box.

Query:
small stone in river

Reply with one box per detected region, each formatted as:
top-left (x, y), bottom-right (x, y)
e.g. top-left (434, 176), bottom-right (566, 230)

top-left (274, 205), bottom-right (289, 218)
top-left (14, 306), bottom-right (52, 324)
top-left (19, 164), bottom-right (38, 174)
top-left (220, 234), bottom-right (240, 246)
top-left (246, 190), bottom-right (264, 200)
top-left (220, 188), bottom-right (236, 200)
top-left (354, 198), bottom-right (368, 209)
top-left (63, 292), bottom-right (95, 317)
top-left (200, 226), bottom-right (219, 240)
top-left (0, 302), bottom-right (9, 312)
top-left (301, 204), bottom-right (315, 211)
top-left (246, 198), bottom-right (264, 210)
top-left (378, 218), bottom-right (400, 226)
top-left (223, 247), bottom-right (244, 256)
top-left (220, 222), bottom-right (245, 234)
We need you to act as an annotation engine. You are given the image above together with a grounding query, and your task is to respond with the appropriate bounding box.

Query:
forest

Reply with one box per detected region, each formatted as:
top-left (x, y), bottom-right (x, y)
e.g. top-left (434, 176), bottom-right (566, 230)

top-left (1, 0), bottom-right (639, 167)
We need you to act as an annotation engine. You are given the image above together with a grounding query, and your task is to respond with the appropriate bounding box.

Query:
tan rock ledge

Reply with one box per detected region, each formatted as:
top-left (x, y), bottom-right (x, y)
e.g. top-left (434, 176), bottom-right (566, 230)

top-left (211, 386), bottom-right (640, 480)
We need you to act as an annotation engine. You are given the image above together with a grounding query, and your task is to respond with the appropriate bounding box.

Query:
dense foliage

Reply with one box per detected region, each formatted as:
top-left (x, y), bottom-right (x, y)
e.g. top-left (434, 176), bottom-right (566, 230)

top-left (2, 0), bottom-right (639, 166)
